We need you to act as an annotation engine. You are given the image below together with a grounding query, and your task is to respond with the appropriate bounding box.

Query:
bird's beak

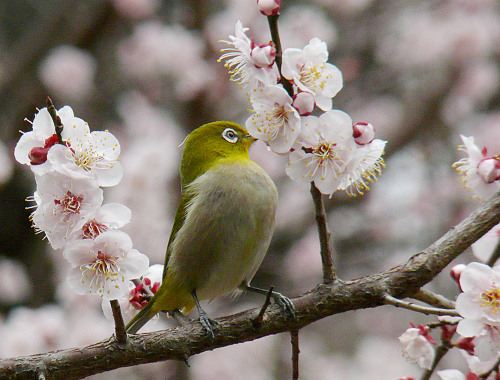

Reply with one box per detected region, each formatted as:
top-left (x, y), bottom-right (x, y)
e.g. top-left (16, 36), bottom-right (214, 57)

top-left (244, 134), bottom-right (258, 144)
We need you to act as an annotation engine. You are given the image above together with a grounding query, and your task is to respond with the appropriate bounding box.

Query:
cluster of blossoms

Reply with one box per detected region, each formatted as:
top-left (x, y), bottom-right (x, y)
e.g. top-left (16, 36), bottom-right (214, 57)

top-left (14, 105), bottom-right (151, 302)
top-left (453, 135), bottom-right (500, 201)
top-left (219, 19), bottom-right (386, 196)
top-left (398, 138), bottom-right (500, 377)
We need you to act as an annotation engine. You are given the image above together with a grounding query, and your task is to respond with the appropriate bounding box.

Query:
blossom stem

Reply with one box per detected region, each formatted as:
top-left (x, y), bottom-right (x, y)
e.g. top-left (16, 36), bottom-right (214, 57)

top-left (310, 182), bottom-right (336, 284)
top-left (266, 14), bottom-right (294, 97)
top-left (290, 329), bottom-right (300, 380)
top-left (420, 343), bottom-right (451, 380)
top-left (46, 97), bottom-right (64, 145)
top-left (110, 299), bottom-right (127, 344)
top-left (383, 294), bottom-right (460, 316)
top-left (486, 240), bottom-right (500, 267)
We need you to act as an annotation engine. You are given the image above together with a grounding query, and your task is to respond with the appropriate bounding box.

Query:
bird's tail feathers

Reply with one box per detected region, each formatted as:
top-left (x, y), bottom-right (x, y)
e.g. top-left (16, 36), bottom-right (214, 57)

top-left (126, 297), bottom-right (159, 334)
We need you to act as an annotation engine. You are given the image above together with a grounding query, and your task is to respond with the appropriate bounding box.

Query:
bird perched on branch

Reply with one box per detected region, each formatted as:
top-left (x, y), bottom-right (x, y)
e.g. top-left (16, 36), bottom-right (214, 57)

top-left (126, 121), bottom-right (294, 335)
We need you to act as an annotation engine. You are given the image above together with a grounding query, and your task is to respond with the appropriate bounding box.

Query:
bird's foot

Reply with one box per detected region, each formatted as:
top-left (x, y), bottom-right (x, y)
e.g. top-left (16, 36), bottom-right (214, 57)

top-left (270, 291), bottom-right (296, 318)
top-left (198, 310), bottom-right (219, 339)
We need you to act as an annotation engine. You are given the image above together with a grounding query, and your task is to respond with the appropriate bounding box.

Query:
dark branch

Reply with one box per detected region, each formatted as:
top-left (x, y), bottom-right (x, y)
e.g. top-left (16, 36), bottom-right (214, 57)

top-left (310, 183), bottom-right (336, 284)
top-left (110, 300), bottom-right (127, 345)
top-left (291, 329), bottom-right (299, 380)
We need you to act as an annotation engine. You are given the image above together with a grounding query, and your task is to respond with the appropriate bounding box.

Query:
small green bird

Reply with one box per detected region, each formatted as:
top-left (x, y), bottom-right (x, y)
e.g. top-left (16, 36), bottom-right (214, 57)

top-left (126, 121), bottom-right (293, 335)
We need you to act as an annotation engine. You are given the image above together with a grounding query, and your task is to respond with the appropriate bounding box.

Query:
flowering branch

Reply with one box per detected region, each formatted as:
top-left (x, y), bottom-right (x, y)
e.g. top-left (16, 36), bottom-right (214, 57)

top-left (310, 183), bottom-right (336, 284)
top-left (411, 288), bottom-right (456, 310)
top-left (383, 294), bottom-right (459, 317)
top-left (266, 14), bottom-right (293, 96)
top-left (1, 190), bottom-right (498, 378)
top-left (110, 300), bottom-right (127, 345)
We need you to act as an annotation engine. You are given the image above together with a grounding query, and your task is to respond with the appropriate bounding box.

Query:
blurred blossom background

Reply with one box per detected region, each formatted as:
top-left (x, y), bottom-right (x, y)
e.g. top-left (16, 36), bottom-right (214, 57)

top-left (0, 0), bottom-right (499, 378)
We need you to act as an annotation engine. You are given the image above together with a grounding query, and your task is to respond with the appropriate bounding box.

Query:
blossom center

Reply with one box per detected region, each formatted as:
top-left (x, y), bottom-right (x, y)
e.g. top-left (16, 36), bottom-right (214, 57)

top-left (73, 147), bottom-right (105, 172)
top-left (81, 219), bottom-right (108, 239)
top-left (81, 250), bottom-right (121, 294)
top-left (54, 191), bottom-right (83, 216)
top-left (313, 142), bottom-right (339, 166)
top-left (299, 64), bottom-right (327, 91)
top-left (480, 285), bottom-right (500, 313)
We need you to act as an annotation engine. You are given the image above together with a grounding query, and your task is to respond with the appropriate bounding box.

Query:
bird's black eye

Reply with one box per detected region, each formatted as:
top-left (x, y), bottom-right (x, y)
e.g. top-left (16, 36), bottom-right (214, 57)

top-left (222, 128), bottom-right (238, 143)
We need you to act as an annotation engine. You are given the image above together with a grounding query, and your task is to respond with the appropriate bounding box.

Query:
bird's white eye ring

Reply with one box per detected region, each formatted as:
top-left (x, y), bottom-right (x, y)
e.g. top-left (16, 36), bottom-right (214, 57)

top-left (222, 128), bottom-right (238, 143)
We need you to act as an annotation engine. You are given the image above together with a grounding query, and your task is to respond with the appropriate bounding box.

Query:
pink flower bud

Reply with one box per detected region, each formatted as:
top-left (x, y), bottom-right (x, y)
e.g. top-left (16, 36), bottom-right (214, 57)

top-left (450, 263), bottom-right (467, 290)
top-left (292, 92), bottom-right (315, 116)
top-left (353, 122), bottom-right (375, 145)
top-left (250, 43), bottom-right (276, 68)
top-left (256, 0), bottom-right (280, 16)
top-left (477, 157), bottom-right (500, 184)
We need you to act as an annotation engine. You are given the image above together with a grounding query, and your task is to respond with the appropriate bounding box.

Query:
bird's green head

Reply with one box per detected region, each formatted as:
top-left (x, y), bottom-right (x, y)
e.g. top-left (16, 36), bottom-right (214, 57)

top-left (180, 121), bottom-right (256, 186)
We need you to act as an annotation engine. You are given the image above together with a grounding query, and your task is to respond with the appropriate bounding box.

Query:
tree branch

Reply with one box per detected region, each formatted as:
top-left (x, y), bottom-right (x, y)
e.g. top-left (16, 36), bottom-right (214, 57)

top-left (310, 183), bottom-right (336, 284)
top-left (1, 191), bottom-right (499, 379)
top-left (411, 288), bottom-right (456, 310)
top-left (383, 294), bottom-right (459, 316)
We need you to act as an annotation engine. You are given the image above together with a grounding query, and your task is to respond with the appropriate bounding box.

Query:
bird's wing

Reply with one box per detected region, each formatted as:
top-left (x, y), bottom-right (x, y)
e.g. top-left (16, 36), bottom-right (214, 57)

top-left (162, 190), bottom-right (191, 280)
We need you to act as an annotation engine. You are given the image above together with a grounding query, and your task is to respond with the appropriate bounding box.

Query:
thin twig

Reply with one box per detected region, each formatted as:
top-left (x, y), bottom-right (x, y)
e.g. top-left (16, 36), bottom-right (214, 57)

top-left (253, 286), bottom-right (274, 328)
top-left (486, 240), bottom-right (500, 267)
top-left (266, 14), bottom-right (294, 97)
top-left (46, 97), bottom-right (64, 145)
top-left (411, 288), bottom-right (456, 310)
top-left (383, 294), bottom-right (460, 316)
top-left (291, 329), bottom-right (299, 380)
top-left (310, 183), bottom-right (336, 284)
top-left (110, 299), bottom-right (127, 345)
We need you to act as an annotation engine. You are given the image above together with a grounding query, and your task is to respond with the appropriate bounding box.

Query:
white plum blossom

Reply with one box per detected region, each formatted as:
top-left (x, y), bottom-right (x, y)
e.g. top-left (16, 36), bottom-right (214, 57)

top-left (246, 84), bottom-right (301, 153)
top-left (14, 105), bottom-right (122, 187)
top-left (68, 203), bottom-right (132, 241)
top-left (219, 21), bottom-right (278, 88)
top-left (64, 230), bottom-right (149, 300)
top-left (456, 262), bottom-right (500, 340)
top-left (31, 172), bottom-right (103, 249)
top-left (286, 111), bottom-right (354, 195)
top-left (282, 37), bottom-right (343, 111)
top-left (48, 107), bottom-right (123, 187)
top-left (14, 107), bottom-right (61, 175)
top-left (286, 110), bottom-right (385, 196)
top-left (453, 135), bottom-right (500, 201)
top-left (398, 325), bottom-right (435, 370)
top-left (337, 138), bottom-right (386, 196)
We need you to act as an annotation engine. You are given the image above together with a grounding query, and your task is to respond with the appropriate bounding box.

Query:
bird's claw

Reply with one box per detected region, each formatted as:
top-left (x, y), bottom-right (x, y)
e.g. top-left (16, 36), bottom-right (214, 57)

top-left (198, 312), bottom-right (219, 339)
top-left (271, 291), bottom-right (296, 318)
